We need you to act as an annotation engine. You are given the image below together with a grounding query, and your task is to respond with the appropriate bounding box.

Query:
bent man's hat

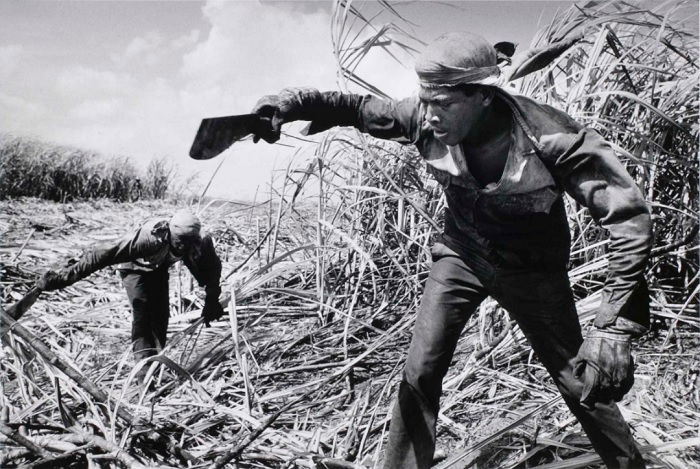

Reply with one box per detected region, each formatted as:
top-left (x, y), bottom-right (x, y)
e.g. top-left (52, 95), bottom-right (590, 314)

top-left (170, 209), bottom-right (202, 243)
top-left (415, 32), bottom-right (501, 88)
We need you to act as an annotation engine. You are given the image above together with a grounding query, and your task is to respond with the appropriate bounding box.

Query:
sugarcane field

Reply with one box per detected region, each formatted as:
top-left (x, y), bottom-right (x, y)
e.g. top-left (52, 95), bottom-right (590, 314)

top-left (1, 1), bottom-right (699, 468)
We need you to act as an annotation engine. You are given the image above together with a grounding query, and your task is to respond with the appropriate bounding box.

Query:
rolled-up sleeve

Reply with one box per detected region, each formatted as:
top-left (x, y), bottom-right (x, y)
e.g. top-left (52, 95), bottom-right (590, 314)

top-left (356, 95), bottom-right (421, 143)
top-left (542, 128), bottom-right (653, 332)
top-left (303, 92), bottom-right (421, 144)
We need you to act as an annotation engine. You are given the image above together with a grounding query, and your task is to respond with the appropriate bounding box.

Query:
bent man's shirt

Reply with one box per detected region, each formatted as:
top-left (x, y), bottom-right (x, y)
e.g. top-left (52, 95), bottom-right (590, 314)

top-left (58, 219), bottom-right (222, 292)
top-left (307, 90), bottom-right (652, 329)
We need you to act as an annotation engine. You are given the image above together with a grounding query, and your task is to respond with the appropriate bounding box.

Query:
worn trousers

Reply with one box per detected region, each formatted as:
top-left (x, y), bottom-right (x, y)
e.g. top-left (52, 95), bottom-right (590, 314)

top-left (120, 269), bottom-right (170, 380)
top-left (383, 244), bottom-right (645, 469)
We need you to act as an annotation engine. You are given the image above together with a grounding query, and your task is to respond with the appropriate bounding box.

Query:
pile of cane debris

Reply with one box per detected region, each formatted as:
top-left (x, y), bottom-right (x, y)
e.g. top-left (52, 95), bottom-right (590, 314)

top-left (1, 197), bottom-right (698, 468)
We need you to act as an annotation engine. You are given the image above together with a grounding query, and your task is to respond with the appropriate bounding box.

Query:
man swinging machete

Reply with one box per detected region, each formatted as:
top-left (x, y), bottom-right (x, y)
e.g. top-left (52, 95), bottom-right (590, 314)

top-left (190, 32), bottom-right (652, 469)
top-left (30, 209), bottom-right (225, 383)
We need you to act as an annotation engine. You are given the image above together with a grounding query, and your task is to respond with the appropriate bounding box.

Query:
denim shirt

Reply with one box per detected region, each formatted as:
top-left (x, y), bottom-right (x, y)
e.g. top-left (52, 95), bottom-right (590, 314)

top-left (300, 88), bottom-right (653, 329)
top-left (419, 96), bottom-right (572, 271)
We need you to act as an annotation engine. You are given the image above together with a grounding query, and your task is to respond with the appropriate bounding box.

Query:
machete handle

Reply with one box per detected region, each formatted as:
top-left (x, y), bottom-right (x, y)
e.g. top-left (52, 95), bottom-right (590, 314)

top-left (5, 286), bottom-right (42, 320)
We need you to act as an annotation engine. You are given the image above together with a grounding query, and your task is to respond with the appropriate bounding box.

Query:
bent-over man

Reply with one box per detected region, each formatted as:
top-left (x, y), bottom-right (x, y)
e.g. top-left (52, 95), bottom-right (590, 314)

top-left (249, 32), bottom-right (652, 469)
top-left (37, 209), bottom-right (224, 381)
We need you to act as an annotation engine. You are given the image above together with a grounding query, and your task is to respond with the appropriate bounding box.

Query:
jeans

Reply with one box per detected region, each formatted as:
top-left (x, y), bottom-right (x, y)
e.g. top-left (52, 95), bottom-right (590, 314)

top-left (383, 243), bottom-right (645, 469)
top-left (120, 269), bottom-right (170, 381)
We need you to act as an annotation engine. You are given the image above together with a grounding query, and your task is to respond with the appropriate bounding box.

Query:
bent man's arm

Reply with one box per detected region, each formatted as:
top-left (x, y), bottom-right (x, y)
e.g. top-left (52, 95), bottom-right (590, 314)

top-left (184, 234), bottom-right (224, 323)
top-left (184, 234), bottom-right (222, 296)
top-left (45, 222), bottom-right (168, 289)
top-left (542, 129), bottom-right (653, 335)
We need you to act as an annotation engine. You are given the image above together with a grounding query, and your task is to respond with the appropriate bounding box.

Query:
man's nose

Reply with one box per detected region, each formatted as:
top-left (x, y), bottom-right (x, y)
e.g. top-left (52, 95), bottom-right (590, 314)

top-left (426, 105), bottom-right (440, 124)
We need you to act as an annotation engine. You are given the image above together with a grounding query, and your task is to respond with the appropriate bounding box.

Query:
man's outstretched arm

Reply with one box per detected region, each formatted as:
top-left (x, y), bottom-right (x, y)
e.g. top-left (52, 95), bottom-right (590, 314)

top-left (251, 88), bottom-right (421, 145)
top-left (37, 222), bottom-right (168, 291)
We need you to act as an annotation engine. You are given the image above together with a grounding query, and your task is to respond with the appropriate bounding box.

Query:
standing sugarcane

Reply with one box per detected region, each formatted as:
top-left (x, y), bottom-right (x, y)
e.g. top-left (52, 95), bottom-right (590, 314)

top-left (31, 209), bottom-right (225, 383)
top-left (190, 31), bottom-right (652, 469)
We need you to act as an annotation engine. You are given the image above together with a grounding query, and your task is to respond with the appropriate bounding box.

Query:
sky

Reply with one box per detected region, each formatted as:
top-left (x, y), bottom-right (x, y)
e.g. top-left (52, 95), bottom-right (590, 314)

top-left (0, 0), bottom-right (578, 201)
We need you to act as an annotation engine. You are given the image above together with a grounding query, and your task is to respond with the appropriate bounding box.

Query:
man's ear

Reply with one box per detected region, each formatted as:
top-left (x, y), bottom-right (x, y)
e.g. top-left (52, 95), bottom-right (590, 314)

top-left (480, 86), bottom-right (496, 107)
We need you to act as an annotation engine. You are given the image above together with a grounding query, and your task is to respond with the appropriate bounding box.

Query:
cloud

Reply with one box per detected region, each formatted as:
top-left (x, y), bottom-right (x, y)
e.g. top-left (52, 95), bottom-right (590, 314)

top-left (68, 98), bottom-right (122, 120)
top-left (0, 91), bottom-right (48, 130)
top-left (172, 29), bottom-right (200, 50)
top-left (180, 0), bottom-right (338, 113)
top-left (56, 66), bottom-right (133, 98)
top-left (111, 29), bottom-right (200, 68)
top-left (0, 45), bottom-right (23, 79)
top-left (122, 31), bottom-right (164, 65)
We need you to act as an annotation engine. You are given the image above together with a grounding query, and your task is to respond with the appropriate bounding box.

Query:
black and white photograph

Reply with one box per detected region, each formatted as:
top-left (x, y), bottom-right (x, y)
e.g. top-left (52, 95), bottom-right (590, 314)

top-left (1, 1), bottom-right (698, 468)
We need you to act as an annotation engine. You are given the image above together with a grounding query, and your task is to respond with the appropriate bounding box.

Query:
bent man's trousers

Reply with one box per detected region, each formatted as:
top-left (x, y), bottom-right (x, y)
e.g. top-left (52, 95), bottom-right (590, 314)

top-left (120, 269), bottom-right (170, 380)
top-left (383, 244), bottom-right (645, 469)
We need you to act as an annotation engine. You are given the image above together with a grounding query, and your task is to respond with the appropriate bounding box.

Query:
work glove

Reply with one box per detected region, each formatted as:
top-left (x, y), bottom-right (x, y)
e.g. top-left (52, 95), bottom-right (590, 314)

top-left (36, 269), bottom-right (71, 291)
top-left (251, 87), bottom-right (321, 143)
top-left (201, 294), bottom-right (224, 326)
top-left (573, 328), bottom-right (634, 409)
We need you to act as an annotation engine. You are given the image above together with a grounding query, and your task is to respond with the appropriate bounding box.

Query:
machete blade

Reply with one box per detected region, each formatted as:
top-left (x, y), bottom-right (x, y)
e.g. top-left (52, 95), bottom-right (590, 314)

top-left (189, 114), bottom-right (262, 160)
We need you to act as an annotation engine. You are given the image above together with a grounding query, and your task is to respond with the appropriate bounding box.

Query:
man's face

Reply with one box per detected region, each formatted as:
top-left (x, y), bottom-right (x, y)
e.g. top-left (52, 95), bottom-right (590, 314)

top-left (418, 86), bottom-right (488, 146)
top-left (170, 234), bottom-right (200, 256)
